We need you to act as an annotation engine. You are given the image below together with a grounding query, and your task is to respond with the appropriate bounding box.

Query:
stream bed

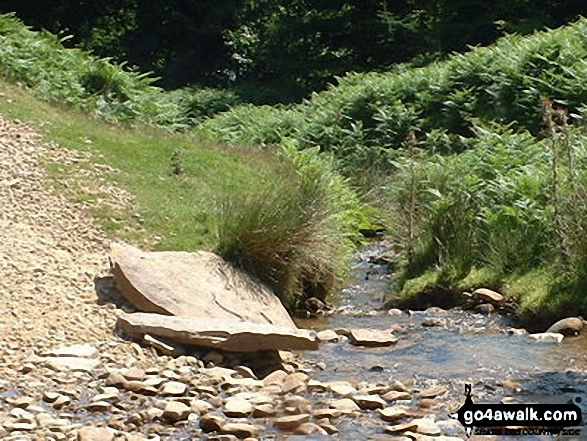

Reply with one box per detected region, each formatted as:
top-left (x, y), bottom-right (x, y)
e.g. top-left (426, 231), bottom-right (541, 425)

top-left (295, 243), bottom-right (587, 440)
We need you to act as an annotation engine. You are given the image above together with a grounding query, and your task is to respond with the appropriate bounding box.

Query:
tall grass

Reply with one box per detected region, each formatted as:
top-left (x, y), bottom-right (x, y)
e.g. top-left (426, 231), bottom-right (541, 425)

top-left (215, 142), bottom-right (365, 308)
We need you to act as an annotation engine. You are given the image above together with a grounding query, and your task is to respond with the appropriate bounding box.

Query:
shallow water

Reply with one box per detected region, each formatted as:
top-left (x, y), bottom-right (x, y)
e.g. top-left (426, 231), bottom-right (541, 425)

top-left (295, 244), bottom-right (587, 440)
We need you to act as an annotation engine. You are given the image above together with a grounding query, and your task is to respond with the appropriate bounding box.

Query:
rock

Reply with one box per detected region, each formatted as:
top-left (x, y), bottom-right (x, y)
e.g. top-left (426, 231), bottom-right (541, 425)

top-left (390, 380), bottom-right (410, 393)
top-left (45, 344), bottom-right (98, 358)
top-left (106, 371), bottom-right (128, 388)
top-left (327, 398), bottom-right (360, 412)
top-left (384, 423), bottom-right (419, 435)
top-left (305, 297), bottom-right (329, 313)
top-left (252, 404), bottom-right (277, 418)
top-left (471, 288), bottom-right (503, 305)
top-left (262, 370), bottom-right (287, 386)
top-left (378, 406), bottom-right (410, 422)
top-left (328, 381), bottom-right (358, 396)
top-left (200, 414), bottom-right (226, 432)
top-left (352, 394), bottom-right (387, 410)
top-left (527, 332), bottom-right (564, 343)
top-left (117, 313), bottom-right (318, 352)
top-left (421, 318), bottom-right (446, 327)
top-left (474, 303), bottom-right (495, 315)
top-left (281, 375), bottom-right (307, 395)
top-left (273, 414), bottom-right (311, 431)
top-left (314, 408), bottom-right (343, 419)
top-left (144, 334), bottom-right (185, 356)
top-left (162, 401), bottom-right (191, 422)
top-left (317, 420), bottom-right (339, 434)
top-left (220, 423), bottom-right (260, 439)
top-left (411, 417), bottom-right (441, 435)
top-left (224, 398), bottom-right (253, 418)
top-left (44, 357), bottom-right (100, 372)
top-left (123, 367), bottom-right (146, 381)
top-left (110, 243), bottom-right (295, 327)
top-left (160, 381), bottom-right (187, 396)
top-left (382, 391), bottom-right (412, 402)
top-left (546, 317), bottom-right (584, 336)
top-left (78, 427), bottom-right (115, 441)
top-left (506, 327), bottom-right (528, 336)
top-left (348, 329), bottom-right (398, 347)
top-left (316, 329), bottom-right (340, 342)
top-left (418, 386), bottom-right (446, 399)
top-left (293, 422), bottom-right (329, 435)
top-left (388, 308), bottom-right (404, 316)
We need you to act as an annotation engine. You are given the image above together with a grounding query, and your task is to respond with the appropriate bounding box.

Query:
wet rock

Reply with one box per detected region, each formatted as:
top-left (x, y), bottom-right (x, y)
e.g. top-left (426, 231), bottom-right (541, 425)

top-left (281, 373), bottom-right (308, 394)
top-left (546, 317), bottom-right (584, 336)
top-left (471, 288), bottom-right (503, 305)
top-left (378, 405), bottom-right (410, 422)
top-left (388, 309), bottom-right (404, 316)
top-left (117, 313), bottom-right (318, 352)
top-left (200, 413), bottom-right (226, 432)
top-left (314, 408), bottom-right (343, 419)
top-left (110, 243), bottom-right (295, 327)
top-left (78, 427), bottom-right (115, 441)
top-left (389, 380), bottom-right (410, 393)
top-left (316, 329), bottom-right (340, 342)
top-left (352, 394), bottom-right (387, 410)
top-left (317, 419), bottom-right (339, 434)
top-left (505, 327), bottom-right (528, 336)
top-left (348, 329), bottom-right (398, 347)
top-left (421, 318), bottom-right (446, 328)
top-left (273, 414), bottom-right (311, 431)
top-left (307, 379), bottom-right (328, 393)
top-left (162, 401), bottom-right (191, 422)
top-left (282, 395), bottom-right (312, 414)
top-left (527, 332), bottom-right (564, 343)
top-left (262, 370), bottom-right (287, 386)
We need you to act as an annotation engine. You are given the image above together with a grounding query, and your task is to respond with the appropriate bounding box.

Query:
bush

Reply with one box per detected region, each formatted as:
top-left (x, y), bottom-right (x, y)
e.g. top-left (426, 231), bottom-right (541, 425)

top-left (214, 141), bottom-right (365, 309)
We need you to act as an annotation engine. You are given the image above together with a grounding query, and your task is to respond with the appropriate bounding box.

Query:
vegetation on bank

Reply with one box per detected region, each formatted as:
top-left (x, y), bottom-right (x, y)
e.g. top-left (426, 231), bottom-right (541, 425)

top-left (200, 19), bottom-right (587, 327)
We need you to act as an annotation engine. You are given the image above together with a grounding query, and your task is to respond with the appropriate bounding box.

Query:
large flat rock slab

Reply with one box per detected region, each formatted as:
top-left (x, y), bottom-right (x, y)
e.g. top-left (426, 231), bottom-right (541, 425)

top-left (110, 243), bottom-right (295, 328)
top-left (116, 313), bottom-right (319, 352)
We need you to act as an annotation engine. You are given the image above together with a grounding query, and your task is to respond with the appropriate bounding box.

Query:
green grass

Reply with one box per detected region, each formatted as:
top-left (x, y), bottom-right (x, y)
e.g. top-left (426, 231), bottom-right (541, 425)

top-left (0, 80), bottom-right (274, 251)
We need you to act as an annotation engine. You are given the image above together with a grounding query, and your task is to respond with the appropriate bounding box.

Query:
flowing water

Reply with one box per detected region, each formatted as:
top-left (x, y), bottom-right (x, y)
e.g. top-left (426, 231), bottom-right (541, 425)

top-left (295, 243), bottom-right (587, 440)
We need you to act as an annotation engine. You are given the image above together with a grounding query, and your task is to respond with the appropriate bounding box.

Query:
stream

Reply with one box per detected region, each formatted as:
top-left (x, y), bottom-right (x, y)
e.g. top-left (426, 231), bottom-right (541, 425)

top-left (295, 243), bottom-right (587, 440)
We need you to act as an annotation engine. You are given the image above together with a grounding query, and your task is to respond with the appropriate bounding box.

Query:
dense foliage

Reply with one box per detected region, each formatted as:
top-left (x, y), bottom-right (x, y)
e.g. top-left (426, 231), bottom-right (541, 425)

top-left (2, 1), bottom-right (586, 101)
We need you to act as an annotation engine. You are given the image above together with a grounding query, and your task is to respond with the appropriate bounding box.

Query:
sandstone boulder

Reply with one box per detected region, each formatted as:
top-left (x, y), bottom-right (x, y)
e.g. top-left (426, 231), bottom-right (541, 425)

top-left (471, 288), bottom-right (503, 305)
top-left (117, 313), bottom-right (318, 352)
top-left (110, 243), bottom-right (294, 327)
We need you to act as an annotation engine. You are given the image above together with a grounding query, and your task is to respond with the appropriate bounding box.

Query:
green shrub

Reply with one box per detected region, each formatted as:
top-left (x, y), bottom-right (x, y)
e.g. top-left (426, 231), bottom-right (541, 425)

top-left (214, 141), bottom-right (364, 309)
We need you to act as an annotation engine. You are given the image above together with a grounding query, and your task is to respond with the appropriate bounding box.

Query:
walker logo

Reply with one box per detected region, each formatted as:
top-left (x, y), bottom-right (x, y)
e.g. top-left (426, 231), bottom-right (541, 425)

top-left (449, 384), bottom-right (584, 437)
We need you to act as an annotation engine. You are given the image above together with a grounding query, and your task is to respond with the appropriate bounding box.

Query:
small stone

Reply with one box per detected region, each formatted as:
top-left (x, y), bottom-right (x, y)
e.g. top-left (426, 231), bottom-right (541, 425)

top-left (44, 357), bottom-right (100, 372)
top-left (46, 344), bottom-right (98, 359)
top-left (86, 401), bottom-right (111, 412)
top-left (385, 423), bottom-right (418, 435)
top-left (144, 334), bottom-right (185, 356)
top-left (252, 404), bottom-right (277, 418)
top-left (273, 414), bottom-right (311, 431)
top-left (316, 330), bottom-right (340, 342)
top-left (411, 417), bottom-right (441, 435)
top-left (123, 368), bottom-right (146, 381)
top-left (388, 308), bottom-right (404, 316)
top-left (78, 427), bottom-right (115, 441)
top-left (105, 371), bottom-right (128, 388)
top-left (220, 423), bottom-right (260, 439)
top-left (418, 386), bottom-right (447, 399)
top-left (293, 422), bottom-right (328, 435)
top-left (317, 420), bottom-right (339, 434)
top-left (527, 332), bottom-right (564, 343)
top-left (224, 398), bottom-right (253, 418)
top-left (382, 391), bottom-right (412, 401)
top-left (422, 318), bottom-right (446, 327)
top-left (12, 397), bottom-right (34, 408)
top-left (348, 329), bottom-right (398, 347)
top-left (200, 413), bottom-right (226, 433)
top-left (162, 401), bottom-right (191, 422)
top-left (327, 398), bottom-right (360, 412)
top-left (191, 399), bottom-right (213, 413)
top-left (262, 370), bottom-right (287, 386)
top-left (378, 405), bottom-right (410, 422)
top-left (328, 381), bottom-right (357, 396)
top-left (352, 394), bottom-right (387, 410)
top-left (160, 381), bottom-right (187, 396)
